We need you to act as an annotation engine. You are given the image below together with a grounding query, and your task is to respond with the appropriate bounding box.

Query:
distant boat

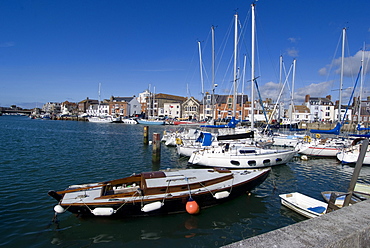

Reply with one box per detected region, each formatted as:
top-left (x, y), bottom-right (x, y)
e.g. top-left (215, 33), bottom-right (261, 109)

top-left (122, 118), bottom-right (138, 124)
top-left (137, 119), bottom-right (165, 125)
top-left (279, 192), bottom-right (327, 218)
top-left (88, 116), bottom-right (113, 123)
top-left (48, 167), bottom-right (271, 218)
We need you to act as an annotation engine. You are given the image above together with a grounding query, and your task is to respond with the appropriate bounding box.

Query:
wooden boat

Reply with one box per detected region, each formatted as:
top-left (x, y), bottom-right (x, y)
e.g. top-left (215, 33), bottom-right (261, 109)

top-left (279, 192), bottom-right (327, 218)
top-left (354, 183), bottom-right (370, 200)
top-left (321, 191), bottom-right (362, 208)
top-left (48, 167), bottom-right (270, 218)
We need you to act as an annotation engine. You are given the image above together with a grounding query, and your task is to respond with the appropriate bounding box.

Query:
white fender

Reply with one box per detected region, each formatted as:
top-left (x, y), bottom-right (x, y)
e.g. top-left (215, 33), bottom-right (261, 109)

top-left (141, 201), bottom-right (163, 212)
top-left (54, 205), bottom-right (66, 214)
top-left (214, 191), bottom-right (230, 199)
top-left (91, 207), bottom-right (115, 216)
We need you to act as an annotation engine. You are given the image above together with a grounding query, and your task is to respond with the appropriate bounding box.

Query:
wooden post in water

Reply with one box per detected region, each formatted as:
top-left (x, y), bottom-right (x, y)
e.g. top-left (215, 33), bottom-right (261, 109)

top-left (143, 126), bottom-right (149, 145)
top-left (343, 138), bottom-right (369, 207)
top-left (152, 133), bottom-right (161, 163)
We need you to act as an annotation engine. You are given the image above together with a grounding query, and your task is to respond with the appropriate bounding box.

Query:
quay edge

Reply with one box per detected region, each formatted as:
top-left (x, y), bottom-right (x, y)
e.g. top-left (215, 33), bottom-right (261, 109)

top-left (222, 199), bottom-right (370, 248)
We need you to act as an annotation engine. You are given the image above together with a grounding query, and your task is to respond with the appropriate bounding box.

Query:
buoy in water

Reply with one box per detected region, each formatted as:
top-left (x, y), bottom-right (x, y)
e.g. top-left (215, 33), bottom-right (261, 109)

top-left (186, 198), bottom-right (200, 214)
top-left (54, 205), bottom-right (65, 214)
top-left (301, 155), bottom-right (308, 161)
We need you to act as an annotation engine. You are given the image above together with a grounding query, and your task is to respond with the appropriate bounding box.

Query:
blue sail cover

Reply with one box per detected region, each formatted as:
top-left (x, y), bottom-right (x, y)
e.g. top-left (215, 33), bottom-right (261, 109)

top-left (195, 132), bottom-right (213, 146)
top-left (200, 117), bottom-right (239, 128)
top-left (357, 124), bottom-right (370, 131)
top-left (310, 122), bottom-right (341, 135)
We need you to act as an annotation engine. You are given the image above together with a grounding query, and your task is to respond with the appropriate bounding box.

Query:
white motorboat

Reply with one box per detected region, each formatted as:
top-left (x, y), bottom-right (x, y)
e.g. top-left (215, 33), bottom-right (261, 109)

top-left (88, 116), bottom-right (113, 123)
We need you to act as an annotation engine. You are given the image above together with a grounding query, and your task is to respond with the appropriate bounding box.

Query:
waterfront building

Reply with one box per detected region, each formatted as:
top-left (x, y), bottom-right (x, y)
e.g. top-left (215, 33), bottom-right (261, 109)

top-left (109, 96), bottom-right (141, 117)
top-left (78, 98), bottom-right (98, 116)
top-left (143, 93), bottom-right (187, 119)
top-left (351, 96), bottom-right (370, 124)
top-left (86, 102), bottom-right (110, 117)
top-left (208, 94), bottom-right (249, 121)
top-left (304, 94), bottom-right (335, 122)
top-left (61, 101), bottom-right (78, 116)
top-left (163, 102), bottom-right (181, 119)
top-left (181, 97), bottom-right (201, 120)
top-left (42, 102), bottom-right (61, 115)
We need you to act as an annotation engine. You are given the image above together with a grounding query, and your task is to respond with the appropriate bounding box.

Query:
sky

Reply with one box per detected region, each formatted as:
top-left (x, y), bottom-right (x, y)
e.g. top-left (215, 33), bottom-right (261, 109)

top-left (1, 0), bottom-right (370, 109)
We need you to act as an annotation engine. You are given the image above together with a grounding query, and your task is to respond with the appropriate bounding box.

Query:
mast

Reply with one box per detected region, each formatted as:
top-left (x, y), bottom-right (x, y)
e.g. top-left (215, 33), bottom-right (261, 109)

top-left (98, 82), bottom-right (101, 116)
top-left (233, 13), bottom-right (238, 118)
top-left (279, 55), bottom-right (283, 120)
top-left (198, 41), bottom-right (205, 120)
top-left (339, 27), bottom-right (346, 122)
top-left (358, 43), bottom-right (365, 124)
top-left (241, 54), bottom-right (247, 120)
top-left (251, 3), bottom-right (256, 129)
top-left (290, 59), bottom-right (296, 121)
top-left (211, 26), bottom-right (216, 120)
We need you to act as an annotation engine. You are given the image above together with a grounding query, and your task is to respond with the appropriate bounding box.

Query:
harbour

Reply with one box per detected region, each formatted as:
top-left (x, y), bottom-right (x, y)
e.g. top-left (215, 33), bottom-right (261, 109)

top-left (1, 115), bottom-right (370, 248)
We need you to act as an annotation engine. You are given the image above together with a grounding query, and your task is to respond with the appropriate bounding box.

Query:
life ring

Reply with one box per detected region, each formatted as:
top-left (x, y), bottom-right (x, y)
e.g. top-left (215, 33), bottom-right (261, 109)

top-left (303, 135), bottom-right (312, 143)
top-left (176, 138), bottom-right (183, 145)
top-left (315, 133), bottom-right (321, 139)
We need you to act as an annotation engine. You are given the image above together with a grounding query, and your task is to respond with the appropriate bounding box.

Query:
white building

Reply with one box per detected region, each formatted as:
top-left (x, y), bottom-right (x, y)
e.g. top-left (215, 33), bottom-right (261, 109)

top-left (304, 95), bottom-right (335, 122)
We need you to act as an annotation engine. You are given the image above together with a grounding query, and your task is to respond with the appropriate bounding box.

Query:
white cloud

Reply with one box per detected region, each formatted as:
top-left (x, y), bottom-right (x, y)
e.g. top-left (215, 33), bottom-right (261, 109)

top-left (318, 50), bottom-right (370, 77)
top-left (286, 47), bottom-right (299, 57)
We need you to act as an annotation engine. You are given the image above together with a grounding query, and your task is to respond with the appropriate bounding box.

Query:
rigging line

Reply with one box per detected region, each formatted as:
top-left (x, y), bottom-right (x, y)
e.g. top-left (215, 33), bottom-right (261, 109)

top-left (325, 30), bottom-right (343, 91)
top-left (342, 65), bottom-right (362, 123)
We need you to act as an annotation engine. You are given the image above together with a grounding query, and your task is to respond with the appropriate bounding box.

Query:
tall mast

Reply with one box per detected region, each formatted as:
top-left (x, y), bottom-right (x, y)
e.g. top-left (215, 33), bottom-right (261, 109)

top-left (279, 55), bottom-right (283, 120)
top-left (98, 82), bottom-right (101, 115)
top-left (241, 54), bottom-right (247, 120)
top-left (211, 26), bottom-right (216, 119)
top-left (358, 43), bottom-right (365, 124)
top-left (251, 3), bottom-right (256, 129)
top-left (339, 27), bottom-right (346, 122)
top-left (290, 59), bottom-right (296, 121)
top-left (233, 13), bottom-right (238, 118)
top-left (198, 41), bottom-right (205, 120)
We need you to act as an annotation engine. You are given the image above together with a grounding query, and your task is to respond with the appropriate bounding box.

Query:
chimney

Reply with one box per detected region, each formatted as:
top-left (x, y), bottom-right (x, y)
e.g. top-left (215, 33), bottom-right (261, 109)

top-left (305, 94), bottom-right (310, 102)
top-left (326, 95), bottom-right (331, 101)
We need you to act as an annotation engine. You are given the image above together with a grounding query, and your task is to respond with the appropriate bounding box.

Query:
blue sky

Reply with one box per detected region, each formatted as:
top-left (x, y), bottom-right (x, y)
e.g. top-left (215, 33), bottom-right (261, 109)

top-left (1, 0), bottom-right (370, 109)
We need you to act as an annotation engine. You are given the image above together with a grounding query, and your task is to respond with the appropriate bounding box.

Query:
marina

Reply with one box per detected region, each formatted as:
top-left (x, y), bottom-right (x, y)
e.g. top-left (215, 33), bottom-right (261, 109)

top-left (1, 115), bottom-right (370, 248)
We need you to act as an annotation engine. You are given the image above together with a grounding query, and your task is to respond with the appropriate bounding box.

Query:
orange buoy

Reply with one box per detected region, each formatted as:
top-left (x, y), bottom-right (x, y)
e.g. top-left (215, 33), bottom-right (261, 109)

top-left (186, 198), bottom-right (200, 214)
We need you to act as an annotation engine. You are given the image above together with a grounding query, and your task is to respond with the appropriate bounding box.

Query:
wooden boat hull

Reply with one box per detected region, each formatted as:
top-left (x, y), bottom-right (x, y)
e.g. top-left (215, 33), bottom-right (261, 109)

top-left (48, 168), bottom-right (270, 218)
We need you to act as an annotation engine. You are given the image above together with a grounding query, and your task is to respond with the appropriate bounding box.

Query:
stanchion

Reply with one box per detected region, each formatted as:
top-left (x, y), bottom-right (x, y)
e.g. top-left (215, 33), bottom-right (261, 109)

top-left (152, 133), bottom-right (161, 163)
top-left (143, 126), bottom-right (149, 145)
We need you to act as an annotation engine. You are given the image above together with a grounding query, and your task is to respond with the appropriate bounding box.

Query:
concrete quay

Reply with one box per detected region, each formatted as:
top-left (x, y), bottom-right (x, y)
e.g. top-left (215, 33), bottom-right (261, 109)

top-left (223, 199), bottom-right (370, 248)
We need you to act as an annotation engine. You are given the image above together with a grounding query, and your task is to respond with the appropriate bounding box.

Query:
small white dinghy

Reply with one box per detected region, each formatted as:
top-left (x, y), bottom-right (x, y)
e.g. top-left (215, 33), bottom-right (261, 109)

top-left (279, 192), bottom-right (327, 218)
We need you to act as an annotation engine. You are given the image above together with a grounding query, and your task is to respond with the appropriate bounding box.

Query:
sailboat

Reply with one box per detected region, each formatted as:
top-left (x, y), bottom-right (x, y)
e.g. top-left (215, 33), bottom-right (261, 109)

top-left (295, 28), bottom-right (353, 157)
top-left (188, 5), bottom-right (296, 169)
top-left (88, 83), bottom-right (113, 123)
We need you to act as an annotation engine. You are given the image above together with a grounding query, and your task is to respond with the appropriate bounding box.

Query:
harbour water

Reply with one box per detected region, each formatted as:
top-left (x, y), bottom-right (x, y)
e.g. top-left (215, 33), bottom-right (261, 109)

top-left (1, 116), bottom-right (369, 248)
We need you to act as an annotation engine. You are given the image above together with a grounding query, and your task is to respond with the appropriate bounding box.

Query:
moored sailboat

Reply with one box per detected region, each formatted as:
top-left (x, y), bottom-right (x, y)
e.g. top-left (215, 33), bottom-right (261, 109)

top-left (48, 167), bottom-right (271, 218)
